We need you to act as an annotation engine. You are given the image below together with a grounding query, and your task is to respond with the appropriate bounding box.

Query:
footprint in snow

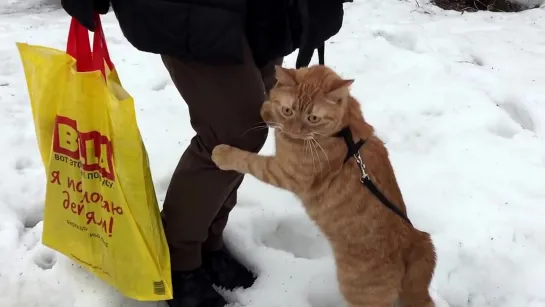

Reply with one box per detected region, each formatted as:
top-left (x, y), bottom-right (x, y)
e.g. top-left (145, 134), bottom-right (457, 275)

top-left (259, 214), bottom-right (332, 260)
top-left (21, 199), bottom-right (45, 230)
top-left (33, 247), bottom-right (57, 270)
top-left (14, 156), bottom-right (33, 172)
top-left (373, 30), bottom-right (417, 53)
top-left (496, 101), bottom-right (535, 132)
top-left (151, 78), bottom-right (170, 91)
top-left (487, 117), bottom-right (519, 139)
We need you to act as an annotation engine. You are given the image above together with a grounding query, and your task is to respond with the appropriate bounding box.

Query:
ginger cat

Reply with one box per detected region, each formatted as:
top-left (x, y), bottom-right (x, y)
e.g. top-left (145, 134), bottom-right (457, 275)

top-left (211, 65), bottom-right (437, 307)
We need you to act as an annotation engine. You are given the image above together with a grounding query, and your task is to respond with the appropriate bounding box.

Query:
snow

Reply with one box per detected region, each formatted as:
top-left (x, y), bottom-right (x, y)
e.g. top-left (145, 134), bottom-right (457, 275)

top-left (1, 1), bottom-right (545, 306)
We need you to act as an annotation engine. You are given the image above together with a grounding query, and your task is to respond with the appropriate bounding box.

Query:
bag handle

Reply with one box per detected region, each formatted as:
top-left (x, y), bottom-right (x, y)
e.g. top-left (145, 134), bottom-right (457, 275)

top-left (66, 14), bottom-right (114, 78)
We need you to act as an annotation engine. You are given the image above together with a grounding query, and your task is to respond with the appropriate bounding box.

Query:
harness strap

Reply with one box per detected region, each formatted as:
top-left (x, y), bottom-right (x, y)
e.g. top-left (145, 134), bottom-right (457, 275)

top-left (334, 127), bottom-right (413, 226)
top-left (334, 127), bottom-right (364, 163)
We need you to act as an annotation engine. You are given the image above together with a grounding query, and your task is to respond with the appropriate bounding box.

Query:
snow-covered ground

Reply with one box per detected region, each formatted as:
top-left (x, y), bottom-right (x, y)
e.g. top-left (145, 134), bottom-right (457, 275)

top-left (1, 1), bottom-right (545, 307)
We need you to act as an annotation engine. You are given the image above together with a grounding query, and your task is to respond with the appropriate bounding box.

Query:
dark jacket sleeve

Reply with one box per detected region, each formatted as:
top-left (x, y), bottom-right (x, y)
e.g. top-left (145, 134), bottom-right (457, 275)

top-left (61, 0), bottom-right (110, 31)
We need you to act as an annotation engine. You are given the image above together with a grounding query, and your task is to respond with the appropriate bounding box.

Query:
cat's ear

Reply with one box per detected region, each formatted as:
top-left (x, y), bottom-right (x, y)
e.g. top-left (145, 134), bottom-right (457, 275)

top-left (275, 65), bottom-right (297, 86)
top-left (327, 79), bottom-right (354, 104)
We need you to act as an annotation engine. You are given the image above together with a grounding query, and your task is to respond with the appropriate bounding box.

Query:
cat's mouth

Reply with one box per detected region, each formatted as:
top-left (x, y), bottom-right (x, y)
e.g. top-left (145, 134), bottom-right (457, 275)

top-left (267, 122), bottom-right (315, 140)
top-left (277, 129), bottom-right (314, 140)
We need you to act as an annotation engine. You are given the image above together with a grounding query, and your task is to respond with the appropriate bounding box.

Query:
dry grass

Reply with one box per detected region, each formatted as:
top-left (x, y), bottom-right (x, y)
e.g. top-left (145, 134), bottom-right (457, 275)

top-left (431, 0), bottom-right (529, 12)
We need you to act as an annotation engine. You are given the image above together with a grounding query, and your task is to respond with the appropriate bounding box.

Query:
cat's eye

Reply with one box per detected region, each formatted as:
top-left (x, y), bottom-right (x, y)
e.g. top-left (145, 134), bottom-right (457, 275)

top-left (281, 107), bottom-right (294, 117)
top-left (307, 115), bottom-right (320, 123)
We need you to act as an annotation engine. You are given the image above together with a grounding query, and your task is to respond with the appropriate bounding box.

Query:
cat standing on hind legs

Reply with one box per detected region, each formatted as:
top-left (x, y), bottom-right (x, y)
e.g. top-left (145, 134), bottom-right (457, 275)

top-left (211, 64), bottom-right (437, 307)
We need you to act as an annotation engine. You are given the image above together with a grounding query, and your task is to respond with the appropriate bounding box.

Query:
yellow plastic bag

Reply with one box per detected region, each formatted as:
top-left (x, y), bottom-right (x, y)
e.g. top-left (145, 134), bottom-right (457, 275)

top-left (16, 16), bottom-right (172, 301)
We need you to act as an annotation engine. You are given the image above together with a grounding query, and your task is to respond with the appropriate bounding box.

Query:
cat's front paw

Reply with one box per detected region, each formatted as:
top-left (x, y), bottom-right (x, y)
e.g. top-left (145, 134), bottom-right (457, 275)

top-left (212, 144), bottom-right (237, 171)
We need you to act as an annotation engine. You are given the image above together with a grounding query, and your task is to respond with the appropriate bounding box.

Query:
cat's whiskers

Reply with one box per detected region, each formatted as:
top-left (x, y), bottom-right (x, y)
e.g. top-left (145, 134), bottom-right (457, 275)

top-left (312, 131), bottom-right (328, 137)
top-left (240, 121), bottom-right (284, 137)
top-left (305, 139), bottom-right (317, 175)
top-left (276, 128), bottom-right (323, 175)
top-left (239, 124), bottom-right (270, 136)
top-left (311, 137), bottom-right (331, 174)
top-left (309, 139), bottom-right (323, 175)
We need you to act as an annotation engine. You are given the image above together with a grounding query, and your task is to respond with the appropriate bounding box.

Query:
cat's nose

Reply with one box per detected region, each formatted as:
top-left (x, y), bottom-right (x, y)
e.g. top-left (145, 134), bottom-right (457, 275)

top-left (291, 122), bottom-right (303, 134)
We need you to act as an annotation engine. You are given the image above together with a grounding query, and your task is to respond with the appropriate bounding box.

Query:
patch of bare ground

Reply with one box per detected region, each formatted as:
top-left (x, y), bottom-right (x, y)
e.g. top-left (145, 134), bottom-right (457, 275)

top-left (431, 0), bottom-right (536, 13)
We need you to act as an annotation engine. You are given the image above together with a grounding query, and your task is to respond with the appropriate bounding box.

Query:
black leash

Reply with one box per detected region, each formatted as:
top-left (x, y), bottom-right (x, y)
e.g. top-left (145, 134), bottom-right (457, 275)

top-left (334, 127), bottom-right (413, 226)
top-left (296, 42), bottom-right (325, 68)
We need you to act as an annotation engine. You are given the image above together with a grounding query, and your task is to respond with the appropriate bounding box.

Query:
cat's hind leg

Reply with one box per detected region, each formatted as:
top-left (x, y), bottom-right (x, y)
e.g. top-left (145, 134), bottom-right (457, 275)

top-left (338, 264), bottom-right (402, 307)
top-left (398, 232), bottom-right (436, 307)
top-left (343, 288), bottom-right (399, 307)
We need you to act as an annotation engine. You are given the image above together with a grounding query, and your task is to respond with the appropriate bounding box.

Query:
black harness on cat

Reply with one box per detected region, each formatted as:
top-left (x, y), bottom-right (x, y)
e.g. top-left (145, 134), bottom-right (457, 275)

top-left (335, 127), bottom-right (413, 226)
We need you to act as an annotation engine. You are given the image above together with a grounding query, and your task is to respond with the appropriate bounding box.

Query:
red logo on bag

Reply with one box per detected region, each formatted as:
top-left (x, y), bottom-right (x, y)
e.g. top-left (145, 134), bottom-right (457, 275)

top-left (52, 115), bottom-right (115, 181)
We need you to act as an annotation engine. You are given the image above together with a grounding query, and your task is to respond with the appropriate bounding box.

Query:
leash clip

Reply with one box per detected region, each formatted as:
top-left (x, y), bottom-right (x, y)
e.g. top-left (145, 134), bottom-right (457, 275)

top-left (353, 151), bottom-right (369, 182)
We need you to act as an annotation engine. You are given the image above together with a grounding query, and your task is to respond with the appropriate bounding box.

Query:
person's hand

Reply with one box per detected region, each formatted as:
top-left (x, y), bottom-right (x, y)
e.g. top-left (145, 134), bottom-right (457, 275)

top-left (94, 0), bottom-right (110, 15)
top-left (61, 0), bottom-right (110, 31)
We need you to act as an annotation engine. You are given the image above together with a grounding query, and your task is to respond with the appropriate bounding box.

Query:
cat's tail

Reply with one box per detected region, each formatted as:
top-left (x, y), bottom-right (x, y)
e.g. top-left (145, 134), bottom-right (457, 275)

top-left (398, 231), bottom-right (437, 307)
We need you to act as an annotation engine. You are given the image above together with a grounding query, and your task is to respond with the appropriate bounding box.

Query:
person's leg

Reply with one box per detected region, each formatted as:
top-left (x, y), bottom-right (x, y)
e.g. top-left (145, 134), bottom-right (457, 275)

top-left (203, 56), bottom-right (284, 252)
top-left (161, 39), bottom-right (272, 273)
top-left (193, 56), bottom-right (285, 291)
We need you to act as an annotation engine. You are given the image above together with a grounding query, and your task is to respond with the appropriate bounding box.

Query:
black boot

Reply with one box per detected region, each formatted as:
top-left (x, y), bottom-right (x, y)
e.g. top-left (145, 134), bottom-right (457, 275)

top-left (202, 246), bottom-right (257, 290)
top-left (166, 268), bottom-right (227, 307)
